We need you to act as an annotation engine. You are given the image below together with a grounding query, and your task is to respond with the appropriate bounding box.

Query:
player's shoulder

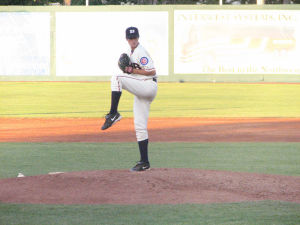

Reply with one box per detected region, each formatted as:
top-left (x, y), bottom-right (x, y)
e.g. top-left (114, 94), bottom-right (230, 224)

top-left (137, 44), bottom-right (151, 57)
top-left (136, 43), bottom-right (147, 52)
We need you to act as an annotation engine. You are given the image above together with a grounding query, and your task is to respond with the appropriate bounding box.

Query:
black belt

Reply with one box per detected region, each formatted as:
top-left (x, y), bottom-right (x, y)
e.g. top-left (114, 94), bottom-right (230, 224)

top-left (153, 78), bottom-right (157, 83)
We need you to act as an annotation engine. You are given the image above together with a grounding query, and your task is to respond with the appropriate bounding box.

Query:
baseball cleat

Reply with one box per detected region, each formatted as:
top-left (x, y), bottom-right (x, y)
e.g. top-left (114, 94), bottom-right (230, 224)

top-left (130, 161), bottom-right (150, 172)
top-left (101, 112), bottom-right (122, 130)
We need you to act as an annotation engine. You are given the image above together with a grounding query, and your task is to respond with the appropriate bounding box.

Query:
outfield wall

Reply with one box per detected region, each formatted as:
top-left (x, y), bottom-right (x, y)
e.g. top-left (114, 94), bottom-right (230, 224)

top-left (1, 5), bottom-right (300, 82)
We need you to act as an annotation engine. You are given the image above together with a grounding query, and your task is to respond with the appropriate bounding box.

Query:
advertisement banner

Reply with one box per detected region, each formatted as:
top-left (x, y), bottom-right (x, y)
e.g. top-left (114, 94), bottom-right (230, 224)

top-left (174, 10), bottom-right (300, 74)
top-left (56, 12), bottom-right (168, 76)
top-left (0, 12), bottom-right (50, 76)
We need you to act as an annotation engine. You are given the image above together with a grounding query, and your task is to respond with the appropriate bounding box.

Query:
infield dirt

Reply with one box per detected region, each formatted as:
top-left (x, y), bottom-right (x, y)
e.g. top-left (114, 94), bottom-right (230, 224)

top-left (1, 117), bottom-right (300, 142)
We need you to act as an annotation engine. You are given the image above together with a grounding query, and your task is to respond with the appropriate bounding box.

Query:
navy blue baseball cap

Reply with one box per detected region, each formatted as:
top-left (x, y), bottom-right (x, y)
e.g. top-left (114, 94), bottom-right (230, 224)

top-left (126, 27), bottom-right (139, 39)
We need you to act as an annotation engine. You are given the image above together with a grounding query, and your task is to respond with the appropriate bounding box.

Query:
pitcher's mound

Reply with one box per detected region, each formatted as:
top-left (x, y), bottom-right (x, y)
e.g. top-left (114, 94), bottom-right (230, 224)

top-left (0, 169), bottom-right (299, 205)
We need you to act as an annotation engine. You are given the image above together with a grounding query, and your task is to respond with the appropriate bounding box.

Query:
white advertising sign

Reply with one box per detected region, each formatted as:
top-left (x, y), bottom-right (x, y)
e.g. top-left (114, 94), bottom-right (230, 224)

top-left (56, 12), bottom-right (168, 76)
top-left (174, 10), bottom-right (300, 74)
top-left (0, 12), bottom-right (50, 75)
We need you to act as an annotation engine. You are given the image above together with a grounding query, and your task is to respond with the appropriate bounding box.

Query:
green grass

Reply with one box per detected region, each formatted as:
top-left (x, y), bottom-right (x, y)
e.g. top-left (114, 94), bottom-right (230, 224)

top-left (0, 82), bottom-right (299, 117)
top-left (0, 142), bottom-right (299, 179)
top-left (0, 201), bottom-right (299, 225)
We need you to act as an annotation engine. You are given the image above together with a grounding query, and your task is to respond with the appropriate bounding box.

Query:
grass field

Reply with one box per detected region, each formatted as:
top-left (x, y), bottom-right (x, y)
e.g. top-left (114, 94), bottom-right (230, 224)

top-left (1, 82), bottom-right (299, 117)
top-left (0, 142), bottom-right (300, 179)
top-left (1, 201), bottom-right (300, 225)
top-left (0, 82), bottom-right (299, 225)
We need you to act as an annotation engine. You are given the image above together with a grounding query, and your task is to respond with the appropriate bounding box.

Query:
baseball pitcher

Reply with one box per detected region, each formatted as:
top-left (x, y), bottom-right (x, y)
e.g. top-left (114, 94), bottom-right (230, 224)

top-left (101, 27), bottom-right (157, 172)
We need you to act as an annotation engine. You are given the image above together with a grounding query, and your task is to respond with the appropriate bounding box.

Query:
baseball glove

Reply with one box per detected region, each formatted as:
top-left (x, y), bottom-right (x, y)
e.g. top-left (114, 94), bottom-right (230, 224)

top-left (118, 53), bottom-right (133, 74)
top-left (131, 63), bottom-right (141, 69)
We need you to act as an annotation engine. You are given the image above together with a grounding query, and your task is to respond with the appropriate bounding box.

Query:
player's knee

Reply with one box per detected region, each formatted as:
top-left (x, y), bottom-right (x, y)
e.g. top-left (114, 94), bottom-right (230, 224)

top-left (111, 74), bottom-right (125, 84)
top-left (111, 74), bottom-right (122, 92)
top-left (111, 74), bottom-right (118, 82)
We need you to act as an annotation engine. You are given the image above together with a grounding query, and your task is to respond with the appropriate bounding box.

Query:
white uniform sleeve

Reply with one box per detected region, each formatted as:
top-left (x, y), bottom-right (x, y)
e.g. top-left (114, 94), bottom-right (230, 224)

top-left (138, 48), bottom-right (155, 72)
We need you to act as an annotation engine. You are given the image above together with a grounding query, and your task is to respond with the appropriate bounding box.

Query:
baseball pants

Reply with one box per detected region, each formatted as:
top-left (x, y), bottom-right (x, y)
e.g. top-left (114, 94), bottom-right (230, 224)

top-left (111, 73), bottom-right (157, 141)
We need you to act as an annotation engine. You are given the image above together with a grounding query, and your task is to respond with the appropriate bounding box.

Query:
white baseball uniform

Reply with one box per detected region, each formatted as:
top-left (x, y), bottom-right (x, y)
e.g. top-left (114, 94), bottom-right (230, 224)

top-left (111, 43), bottom-right (157, 141)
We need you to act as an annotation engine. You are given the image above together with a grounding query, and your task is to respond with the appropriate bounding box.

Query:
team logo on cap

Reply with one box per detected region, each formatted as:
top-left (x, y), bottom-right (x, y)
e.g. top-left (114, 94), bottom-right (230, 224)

top-left (140, 57), bottom-right (148, 65)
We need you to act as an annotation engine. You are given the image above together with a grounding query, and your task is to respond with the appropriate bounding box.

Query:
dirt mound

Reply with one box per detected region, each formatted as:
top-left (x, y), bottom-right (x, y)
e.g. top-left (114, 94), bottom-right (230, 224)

top-left (0, 169), bottom-right (299, 205)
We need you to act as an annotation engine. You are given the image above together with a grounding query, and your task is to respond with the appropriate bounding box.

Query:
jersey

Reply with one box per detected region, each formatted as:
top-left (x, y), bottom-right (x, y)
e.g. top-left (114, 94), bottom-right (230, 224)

top-left (126, 43), bottom-right (156, 79)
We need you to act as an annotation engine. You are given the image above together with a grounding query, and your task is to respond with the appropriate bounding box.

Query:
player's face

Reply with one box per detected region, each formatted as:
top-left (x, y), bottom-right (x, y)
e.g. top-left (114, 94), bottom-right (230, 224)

top-left (127, 38), bottom-right (139, 49)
